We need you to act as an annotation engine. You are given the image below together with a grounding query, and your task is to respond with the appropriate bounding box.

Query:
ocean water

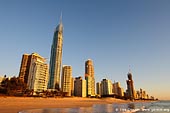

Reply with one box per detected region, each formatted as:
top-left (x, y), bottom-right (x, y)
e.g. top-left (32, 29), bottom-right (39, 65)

top-left (19, 101), bottom-right (170, 113)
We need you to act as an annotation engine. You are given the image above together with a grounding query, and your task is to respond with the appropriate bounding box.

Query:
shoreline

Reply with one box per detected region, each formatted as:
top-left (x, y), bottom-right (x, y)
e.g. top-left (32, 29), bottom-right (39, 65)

top-left (0, 97), bottom-right (153, 113)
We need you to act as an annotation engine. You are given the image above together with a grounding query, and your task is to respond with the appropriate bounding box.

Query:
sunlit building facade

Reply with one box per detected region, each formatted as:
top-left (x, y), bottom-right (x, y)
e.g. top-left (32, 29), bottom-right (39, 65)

top-left (101, 79), bottom-right (113, 96)
top-left (27, 53), bottom-right (49, 94)
top-left (61, 65), bottom-right (72, 96)
top-left (112, 82), bottom-right (120, 95)
top-left (113, 82), bottom-right (124, 97)
top-left (118, 87), bottom-right (124, 97)
top-left (71, 77), bottom-right (74, 96)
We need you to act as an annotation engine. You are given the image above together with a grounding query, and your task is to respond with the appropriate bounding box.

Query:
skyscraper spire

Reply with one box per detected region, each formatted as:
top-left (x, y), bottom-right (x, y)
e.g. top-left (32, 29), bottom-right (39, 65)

top-left (129, 65), bottom-right (131, 73)
top-left (60, 11), bottom-right (62, 24)
top-left (55, 13), bottom-right (63, 33)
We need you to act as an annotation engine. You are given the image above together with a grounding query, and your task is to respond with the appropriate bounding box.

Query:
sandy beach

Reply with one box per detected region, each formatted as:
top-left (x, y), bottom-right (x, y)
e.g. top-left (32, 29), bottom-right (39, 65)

top-left (0, 97), bottom-right (133, 113)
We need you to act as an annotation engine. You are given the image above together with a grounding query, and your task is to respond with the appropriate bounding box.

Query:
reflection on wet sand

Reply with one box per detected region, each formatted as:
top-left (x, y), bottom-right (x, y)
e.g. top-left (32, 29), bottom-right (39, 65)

top-left (19, 102), bottom-right (149, 113)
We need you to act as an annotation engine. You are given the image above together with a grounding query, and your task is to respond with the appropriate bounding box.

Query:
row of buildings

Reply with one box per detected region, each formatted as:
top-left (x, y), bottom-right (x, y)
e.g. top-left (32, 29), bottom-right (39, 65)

top-left (18, 51), bottom-right (95, 96)
top-left (96, 73), bottom-right (154, 100)
top-left (15, 16), bottom-right (154, 99)
top-left (96, 80), bottom-right (124, 97)
top-left (18, 17), bottom-right (96, 97)
top-left (17, 51), bottom-right (152, 99)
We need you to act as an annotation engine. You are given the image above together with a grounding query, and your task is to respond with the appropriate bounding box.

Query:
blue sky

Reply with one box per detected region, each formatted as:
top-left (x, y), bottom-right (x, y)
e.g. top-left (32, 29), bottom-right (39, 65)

top-left (0, 0), bottom-right (170, 100)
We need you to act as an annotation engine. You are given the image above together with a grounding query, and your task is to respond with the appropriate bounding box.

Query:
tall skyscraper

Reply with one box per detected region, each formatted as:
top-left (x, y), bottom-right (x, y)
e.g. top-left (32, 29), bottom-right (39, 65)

top-left (61, 65), bottom-right (72, 96)
top-left (85, 59), bottom-right (95, 96)
top-left (27, 53), bottom-right (49, 94)
top-left (126, 72), bottom-right (136, 100)
top-left (48, 17), bottom-right (63, 90)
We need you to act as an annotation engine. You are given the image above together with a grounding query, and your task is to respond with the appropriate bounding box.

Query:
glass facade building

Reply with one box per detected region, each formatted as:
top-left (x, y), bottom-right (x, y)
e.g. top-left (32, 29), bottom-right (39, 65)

top-left (48, 19), bottom-right (63, 90)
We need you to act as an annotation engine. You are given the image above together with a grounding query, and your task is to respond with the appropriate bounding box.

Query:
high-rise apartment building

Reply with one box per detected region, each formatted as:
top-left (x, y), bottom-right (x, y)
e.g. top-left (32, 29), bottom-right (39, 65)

top-left (61, 65), bottom-right (72, 96)
top-left (19, 53), bottom-right (49, 91)
top-left (126, 72), bottom-right (136, 100)
top-left (48, 17), bottom-right (63, 90)
top-left (74, 76), bottom-right (86, 97)
top-left (101, 79), bottom-right (113, 96)
top-left (112, 82), bottom-right (120, 95)
top-left (25, 53), bottom-right (49, 94)
top-left (85, 76), bottom-right (94, 96)
top-left (19, 54), bottom-right (32, 84)
top-left (96, 82), bottom-right (101, 96)
top-left (112, 82), bottom-right (124, 97)
top-left (85, 59), bottom-right (95, 96)
top-left (71, 77), bottom-right (74, 96)
top-left (96, 82), bottom-right (101, 95)
top-left (118, 87), bottom-right (124, 97)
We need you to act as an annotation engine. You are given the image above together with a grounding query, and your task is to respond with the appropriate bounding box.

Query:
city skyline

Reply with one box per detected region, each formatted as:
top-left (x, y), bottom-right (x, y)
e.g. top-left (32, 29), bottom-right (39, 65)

top-left (0, 1), bottom-right (170, 100)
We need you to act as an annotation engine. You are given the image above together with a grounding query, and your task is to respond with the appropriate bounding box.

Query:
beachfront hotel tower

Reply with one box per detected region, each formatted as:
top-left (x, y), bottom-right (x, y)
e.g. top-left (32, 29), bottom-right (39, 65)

top-left (48, 17), bottom-right (63, 90)
top-left (85, 59), bottom-right (95, 96)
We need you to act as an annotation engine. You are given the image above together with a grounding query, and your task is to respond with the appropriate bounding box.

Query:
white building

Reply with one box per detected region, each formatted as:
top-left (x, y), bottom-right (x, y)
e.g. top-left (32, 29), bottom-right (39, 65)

top-left (27, 53), bottom-right (48, 95)
top-left (74, 76), bottom-right (86, 97)
top-left (101, 79), bottom-right (113, 96)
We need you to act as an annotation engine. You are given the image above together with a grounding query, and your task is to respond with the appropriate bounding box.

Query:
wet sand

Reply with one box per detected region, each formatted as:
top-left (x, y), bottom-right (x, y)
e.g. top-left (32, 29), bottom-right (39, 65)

top-left (0, 97), bottom-right (132, 113)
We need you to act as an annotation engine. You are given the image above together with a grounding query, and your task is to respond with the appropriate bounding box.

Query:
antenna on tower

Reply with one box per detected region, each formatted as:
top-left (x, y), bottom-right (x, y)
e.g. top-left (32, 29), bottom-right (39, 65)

top-left (60, 11), bottom-right (62, 24)
top-left (129, 65), bottom-right (131, 73)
